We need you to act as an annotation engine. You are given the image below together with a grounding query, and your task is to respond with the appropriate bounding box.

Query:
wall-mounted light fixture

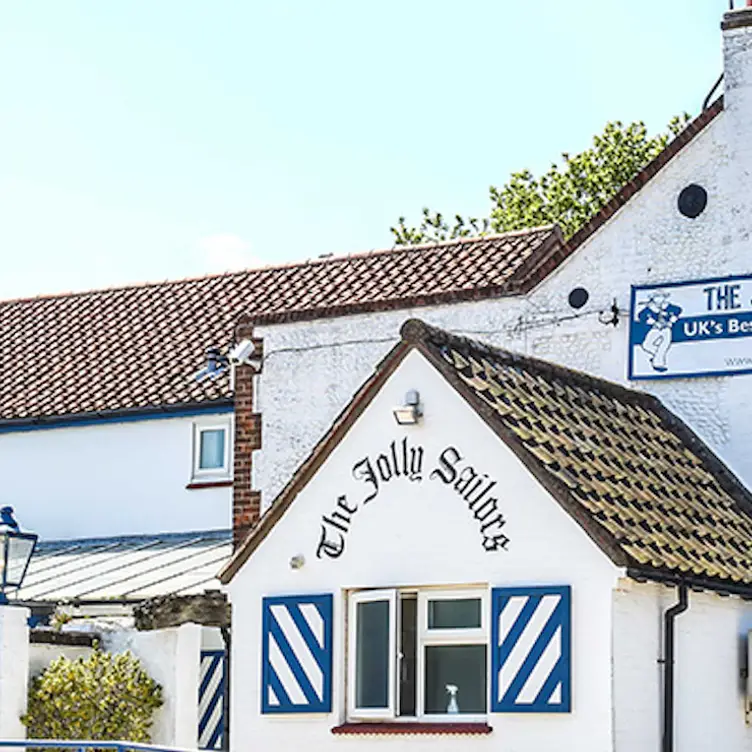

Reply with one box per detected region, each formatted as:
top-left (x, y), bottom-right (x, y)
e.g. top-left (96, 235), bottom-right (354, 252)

top-left (393, 389), bottom-right (422, 425)
top-left (0, 507), bottom-right (37, 605)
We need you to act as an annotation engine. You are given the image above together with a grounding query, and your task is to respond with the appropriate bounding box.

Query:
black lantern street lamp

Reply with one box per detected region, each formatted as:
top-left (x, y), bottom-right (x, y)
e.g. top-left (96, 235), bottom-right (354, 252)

top-left (0, 507), bottom-right (37, 605)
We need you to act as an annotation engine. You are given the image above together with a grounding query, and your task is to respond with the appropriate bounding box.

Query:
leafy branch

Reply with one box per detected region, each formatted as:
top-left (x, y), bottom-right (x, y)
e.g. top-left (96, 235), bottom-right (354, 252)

top-left (391, 115), bottom-right (690, 245)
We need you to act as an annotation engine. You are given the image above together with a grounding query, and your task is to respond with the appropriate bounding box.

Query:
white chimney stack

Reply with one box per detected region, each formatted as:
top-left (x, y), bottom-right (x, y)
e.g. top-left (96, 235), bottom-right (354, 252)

top-left (722, 4), bottom-right (752, 253)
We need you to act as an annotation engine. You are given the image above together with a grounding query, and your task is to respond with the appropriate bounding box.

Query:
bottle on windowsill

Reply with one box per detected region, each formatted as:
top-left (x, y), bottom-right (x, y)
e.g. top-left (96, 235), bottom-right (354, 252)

top-left (446, 684), bottom-right (459, 714)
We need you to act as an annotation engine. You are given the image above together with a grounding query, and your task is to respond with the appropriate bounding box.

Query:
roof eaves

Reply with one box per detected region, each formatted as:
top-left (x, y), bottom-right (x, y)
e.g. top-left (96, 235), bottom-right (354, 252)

top-left (250, 285), bottom-right (529, 328)
top-left (0, 398), bottom-right (234, 433)
top-left (627, 566), bottom-right (752, 600)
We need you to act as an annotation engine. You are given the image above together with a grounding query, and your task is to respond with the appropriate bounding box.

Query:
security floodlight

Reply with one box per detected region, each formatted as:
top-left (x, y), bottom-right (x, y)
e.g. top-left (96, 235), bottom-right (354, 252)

top-left (229, 339), bottom-right (262, 369)
top-left (393, 389), bottom-right (422, 425)
top-left (194, 346), bottom-right (229, 382)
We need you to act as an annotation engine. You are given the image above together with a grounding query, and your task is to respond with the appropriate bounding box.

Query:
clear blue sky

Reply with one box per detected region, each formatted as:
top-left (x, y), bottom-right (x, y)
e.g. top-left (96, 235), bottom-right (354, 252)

top-left (0, 0), bottom-right (727, 300)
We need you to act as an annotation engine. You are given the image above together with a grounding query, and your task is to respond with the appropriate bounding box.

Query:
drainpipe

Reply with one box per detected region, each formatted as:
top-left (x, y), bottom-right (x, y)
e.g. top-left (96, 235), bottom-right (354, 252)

top-left (662, 584), bottom-right (688, 752)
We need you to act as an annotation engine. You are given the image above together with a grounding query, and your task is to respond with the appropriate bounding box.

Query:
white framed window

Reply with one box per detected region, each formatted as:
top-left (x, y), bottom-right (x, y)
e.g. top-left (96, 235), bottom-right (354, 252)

top-left (192, 418), bottom-right (232, 481)
top-left (347, 587), bottom-right (488, 722)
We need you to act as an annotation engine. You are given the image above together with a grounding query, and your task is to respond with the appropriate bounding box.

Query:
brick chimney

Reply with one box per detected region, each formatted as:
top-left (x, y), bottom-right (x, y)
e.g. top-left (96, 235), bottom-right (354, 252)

top-left (232, 315), bottom-right (263, 549)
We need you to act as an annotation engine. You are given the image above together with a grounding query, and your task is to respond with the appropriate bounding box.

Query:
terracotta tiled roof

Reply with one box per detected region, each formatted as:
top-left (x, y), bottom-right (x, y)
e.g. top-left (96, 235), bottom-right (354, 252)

top-left (0, 227), bottom-right (559, 424)
top-left (414, 320), bottom-right (752, 593)
top-left (222, 319), bottom-right (752, 594)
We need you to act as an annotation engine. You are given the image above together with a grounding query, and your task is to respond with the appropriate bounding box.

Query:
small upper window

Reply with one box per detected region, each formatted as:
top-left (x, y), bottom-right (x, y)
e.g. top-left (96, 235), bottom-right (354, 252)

top-left (199, 428), bottom-right (226, 470)
top-left (192, 419), bottom-right (231, 481)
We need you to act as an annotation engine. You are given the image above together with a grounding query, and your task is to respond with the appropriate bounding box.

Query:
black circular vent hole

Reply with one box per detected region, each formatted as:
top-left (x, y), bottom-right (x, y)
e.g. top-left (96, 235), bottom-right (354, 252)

top-left (678, 184), bottom-right (708, 219)
top-left (568, 287), bottom-right (589, 309)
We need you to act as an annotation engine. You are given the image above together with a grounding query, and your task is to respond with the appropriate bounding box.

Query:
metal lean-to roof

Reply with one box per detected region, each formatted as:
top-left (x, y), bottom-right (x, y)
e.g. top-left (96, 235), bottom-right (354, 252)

top-left (14, 529), bottom-right (231, 603)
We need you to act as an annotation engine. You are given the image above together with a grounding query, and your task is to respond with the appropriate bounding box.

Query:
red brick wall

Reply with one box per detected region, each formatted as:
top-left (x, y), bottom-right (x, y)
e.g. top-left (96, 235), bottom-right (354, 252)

top-left (233, 317), bottom-right (263, 548)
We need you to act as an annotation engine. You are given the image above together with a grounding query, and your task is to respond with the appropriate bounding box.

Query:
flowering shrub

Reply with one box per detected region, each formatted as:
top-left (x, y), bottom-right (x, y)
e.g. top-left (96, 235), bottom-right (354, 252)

top-left (22, 649), bottom-right (163, 742)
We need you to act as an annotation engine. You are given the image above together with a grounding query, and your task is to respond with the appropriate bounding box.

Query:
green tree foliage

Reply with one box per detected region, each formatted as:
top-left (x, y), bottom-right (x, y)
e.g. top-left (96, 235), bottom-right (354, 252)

top-left (22, 649), bottom-right (163, 742)
top-left (391, 116), bottom-right (690, 245)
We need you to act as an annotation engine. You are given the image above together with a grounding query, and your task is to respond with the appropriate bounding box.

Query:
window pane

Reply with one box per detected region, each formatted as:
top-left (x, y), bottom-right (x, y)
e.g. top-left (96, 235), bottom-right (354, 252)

top-left (398, 596), bottom-right (417, 716)
top-left (424, 645), bottom-right (487, 714)
top-left (199, 429), bottom-right (225, 470)
top-left (428, 598), bottom-right (481, 629)
top-left (356, 600), bottom-right (390, 708)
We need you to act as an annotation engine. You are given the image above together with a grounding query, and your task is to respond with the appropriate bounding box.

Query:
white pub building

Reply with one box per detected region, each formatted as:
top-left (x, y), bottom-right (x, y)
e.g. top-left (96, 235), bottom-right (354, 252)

top-left (3, 5), bottom-right (752, 752)
top-left (217, 6), bottom-right (752, 752)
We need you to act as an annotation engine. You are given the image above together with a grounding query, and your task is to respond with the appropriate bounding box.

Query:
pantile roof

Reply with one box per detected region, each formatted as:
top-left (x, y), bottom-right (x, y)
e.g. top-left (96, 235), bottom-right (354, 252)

top-left (0, 227), bottom-right (558, 425)
top-left (222, 319), bottom-right (752, 595)
top-left (416, 321), bottom-right (752, 593)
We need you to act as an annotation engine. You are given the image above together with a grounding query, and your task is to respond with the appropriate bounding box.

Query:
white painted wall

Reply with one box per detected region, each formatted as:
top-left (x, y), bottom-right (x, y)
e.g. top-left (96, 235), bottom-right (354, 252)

top-left (0, 606), bottom-right (30, 740)
top-left (0, 413), bottom-right (231, 539)
top-left (612, 580), bottom-right (752, 752)
top-left (28, 643), bottom-right (93, 678)
top-left (104, 623), bottom-right (202, 749)
top-left (230, 351), bottom-right (622, 752)
top-left (201, 626), bottom-right (225, 651)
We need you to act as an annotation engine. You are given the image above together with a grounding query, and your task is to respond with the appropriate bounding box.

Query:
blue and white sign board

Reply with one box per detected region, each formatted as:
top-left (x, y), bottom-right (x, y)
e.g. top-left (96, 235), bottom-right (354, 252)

top-left (629, 275), bottom-right (752, 380)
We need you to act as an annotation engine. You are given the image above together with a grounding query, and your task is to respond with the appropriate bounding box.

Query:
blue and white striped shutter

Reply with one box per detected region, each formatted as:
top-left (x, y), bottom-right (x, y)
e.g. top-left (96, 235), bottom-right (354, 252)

top-left (199, 650), bottom-right (226, 750)
top-left (491, 586), bottom-right (571, 713)
top-left (261, 594), bottom-right (333, 714)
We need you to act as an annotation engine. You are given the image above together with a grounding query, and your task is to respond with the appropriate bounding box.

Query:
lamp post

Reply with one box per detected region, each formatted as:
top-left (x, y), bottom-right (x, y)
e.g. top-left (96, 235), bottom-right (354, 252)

top-left (0, 506), bottom-right (37, 605)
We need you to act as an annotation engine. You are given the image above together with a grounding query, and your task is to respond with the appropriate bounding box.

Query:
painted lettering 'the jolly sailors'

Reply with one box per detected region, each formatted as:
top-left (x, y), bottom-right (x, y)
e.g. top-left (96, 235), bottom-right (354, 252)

top-left (316, 440), bottom-right (509, 560)
top-left (430, 446), bottom-right (510, 552)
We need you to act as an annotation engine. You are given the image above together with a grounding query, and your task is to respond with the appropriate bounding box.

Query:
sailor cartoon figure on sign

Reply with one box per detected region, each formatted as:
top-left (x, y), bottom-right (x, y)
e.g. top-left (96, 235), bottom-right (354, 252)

top-left (636, 291), bottom-right (683, 372)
